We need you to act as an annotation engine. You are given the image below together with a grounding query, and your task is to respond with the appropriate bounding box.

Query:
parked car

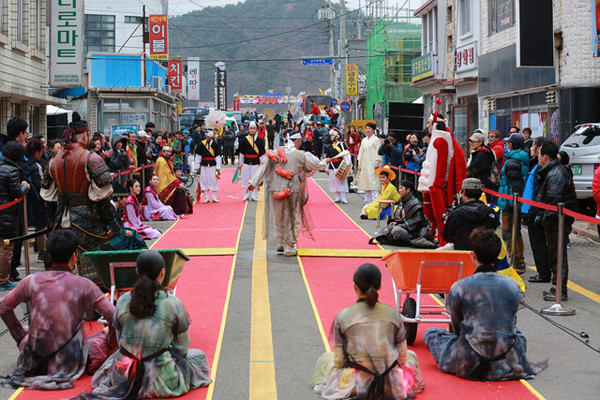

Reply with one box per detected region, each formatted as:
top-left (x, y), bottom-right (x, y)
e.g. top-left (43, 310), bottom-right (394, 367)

top-left (559, 123), bottom-right (600, 202)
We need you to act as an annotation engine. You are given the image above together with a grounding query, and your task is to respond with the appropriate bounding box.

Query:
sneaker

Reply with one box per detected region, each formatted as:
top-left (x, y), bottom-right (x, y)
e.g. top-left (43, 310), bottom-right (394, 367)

top-left (543, 287), bottom-right (568, 301)
top-left (276, 245), bottom-right (284, 253)
top-left (0, 282), bottom-right (16, 290)
top-left (341, 200), bottom-right (348, 204)
top-left (212, 198), bottom-right (220, 203)
top-left (513, 264), bottom-right (526, 275)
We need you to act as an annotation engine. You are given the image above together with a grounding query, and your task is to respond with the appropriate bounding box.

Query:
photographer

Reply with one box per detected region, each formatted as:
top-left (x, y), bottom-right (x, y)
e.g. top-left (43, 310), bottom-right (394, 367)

top-left (403, 133), bottom-right (426, 172)
top-left (377, 132), bottom-right (403, 187)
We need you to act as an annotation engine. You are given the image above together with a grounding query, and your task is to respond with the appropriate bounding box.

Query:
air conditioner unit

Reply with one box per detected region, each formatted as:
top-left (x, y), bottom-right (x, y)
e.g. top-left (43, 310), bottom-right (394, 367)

top-left (546, 90), bottom-right (557, 104)
top-left (152, 76), bottom-right (162, 89)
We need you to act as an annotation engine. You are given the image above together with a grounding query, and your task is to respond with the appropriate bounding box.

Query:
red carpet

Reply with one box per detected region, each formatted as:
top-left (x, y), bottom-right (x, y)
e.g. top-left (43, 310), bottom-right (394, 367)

top-left (301, 256), bottom-right (539, 400)
top-left (15, 256), bottom-right (234, 400)
top-left (152, 168), bottom-right (246, 249)
top-left (298, 177), bottom-right (376, 250)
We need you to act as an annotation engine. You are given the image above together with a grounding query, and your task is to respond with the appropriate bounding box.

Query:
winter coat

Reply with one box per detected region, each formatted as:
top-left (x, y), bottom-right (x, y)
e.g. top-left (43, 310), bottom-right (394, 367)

top-left (467, 146), bottom-right (495, 189)
top-left (443, 200), bottom-right (499, 250)
top-left (497, 149), bottom-right (529, 211)
top-left (0, 157), bottom-right (29, 238)
top-left (108, 135), bottom-right (130, 173)
top-left (27, 156), bottom-right (47, 227)
top-left (534, 159), bottom-right (577, 226)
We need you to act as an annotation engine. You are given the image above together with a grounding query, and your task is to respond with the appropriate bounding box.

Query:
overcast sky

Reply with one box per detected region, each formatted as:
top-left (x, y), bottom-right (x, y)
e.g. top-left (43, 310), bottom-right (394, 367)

top-left (169, 0), bottom-right (423, 17)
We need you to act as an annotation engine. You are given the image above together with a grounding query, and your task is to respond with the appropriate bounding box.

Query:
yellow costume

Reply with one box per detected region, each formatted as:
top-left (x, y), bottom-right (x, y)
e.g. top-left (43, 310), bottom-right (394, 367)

top-left (362, 182), bottom-right (401, 219)
top-left (153, 155), bottom-right (193, 214)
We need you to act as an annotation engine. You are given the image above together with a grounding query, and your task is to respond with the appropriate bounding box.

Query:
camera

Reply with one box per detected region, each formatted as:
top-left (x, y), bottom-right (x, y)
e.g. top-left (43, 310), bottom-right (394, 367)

top-left (384, 138), bottom-right (391, 146)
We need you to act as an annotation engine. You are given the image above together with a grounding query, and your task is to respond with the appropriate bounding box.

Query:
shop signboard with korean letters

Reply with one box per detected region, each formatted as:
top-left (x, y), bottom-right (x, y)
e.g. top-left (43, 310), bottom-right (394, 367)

top-left (187, 57), bottom-right (200, 101)
top-left (50, 0), bottom-right (84, 87)
top-left (455, 42), bottom-right (477, 73)
top-left (168, 57), bottom-right (183, 92)
top-left (149, 15), bottom-right (168, 60)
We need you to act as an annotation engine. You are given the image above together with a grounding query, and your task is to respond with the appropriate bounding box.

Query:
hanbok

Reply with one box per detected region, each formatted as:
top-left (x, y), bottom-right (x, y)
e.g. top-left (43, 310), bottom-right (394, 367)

top-left (122, 195), bottom-right (161, 240)
top-left (153, 156), bottom-right (193, 214)
top-left (313, 301), bottom-right (424, 399)
top-left (142, 186), bottom-right (178, 221)
top-left (326, 141), bottom-right (351, 202)
top-left (362, 182), bottom-right (401, 219)
top-left (75, 291), bottom-right (211, 399)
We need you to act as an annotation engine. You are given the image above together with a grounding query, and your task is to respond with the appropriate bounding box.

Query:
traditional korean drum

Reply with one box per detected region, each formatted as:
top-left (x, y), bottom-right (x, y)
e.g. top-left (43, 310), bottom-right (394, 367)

top-left (335, 159), bottom-right (352, 180)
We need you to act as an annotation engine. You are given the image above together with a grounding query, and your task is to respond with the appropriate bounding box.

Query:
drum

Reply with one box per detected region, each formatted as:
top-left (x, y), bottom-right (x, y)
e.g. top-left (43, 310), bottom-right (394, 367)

top-left (335, 159), bottom-right (352, 180)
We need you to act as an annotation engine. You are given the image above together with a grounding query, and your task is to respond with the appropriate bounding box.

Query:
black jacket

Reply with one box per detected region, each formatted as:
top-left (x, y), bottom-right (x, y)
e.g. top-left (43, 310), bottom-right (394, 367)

top-left (468, 146), bottom-right (494, 188)
top-left (534, 158), bottom-right (577, 226)
top-left (443, 200), bottom-right (499, 250)
top-left (27, 156), bottom-right (47, 226)
top-left (0, 157), bottom-right (29, 238)
top-left (136, 140), bottom-right (148, 166)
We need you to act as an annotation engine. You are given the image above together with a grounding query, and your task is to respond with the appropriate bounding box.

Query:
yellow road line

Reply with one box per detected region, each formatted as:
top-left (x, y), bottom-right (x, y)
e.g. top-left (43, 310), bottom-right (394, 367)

top-left (297, 248), bottom-right (390, 258)
top-left (519, 379), bottom-right (546, 399)
top-left (205, 202), bottom-right (247, 400)
top-left (310, 177), bottom-right (384, 250)
top-left (249, 192), bottom-right (277, 399)
top-left (7, 387), bottom-right (23, 400)
top-left (148, 216), bottom-right (182, 249)
top-left (297, 256), bottom-right (331, 352)
top-left (180, 247), bottom-right (237, 256)
top-left (528, 266), bottom-right (600, 304)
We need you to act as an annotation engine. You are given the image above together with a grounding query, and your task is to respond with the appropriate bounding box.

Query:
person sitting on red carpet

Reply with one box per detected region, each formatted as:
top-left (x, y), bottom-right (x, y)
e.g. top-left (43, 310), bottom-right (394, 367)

top-left (424, 228), bottom-right (547, 381)
top-left (312, 263), bottom-right (424, 399)
top-left (416, 113), bottom-right (466, 246)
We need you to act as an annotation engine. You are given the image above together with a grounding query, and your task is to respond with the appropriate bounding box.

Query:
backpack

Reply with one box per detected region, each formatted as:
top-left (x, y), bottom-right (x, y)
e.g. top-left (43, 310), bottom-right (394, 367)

top-left (489, 159), bottom-right (501, 189)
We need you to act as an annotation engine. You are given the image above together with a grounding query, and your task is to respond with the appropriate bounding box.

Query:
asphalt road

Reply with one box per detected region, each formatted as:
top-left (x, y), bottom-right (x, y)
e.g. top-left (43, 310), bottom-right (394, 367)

top-left (0, 172), bottom-right (599, 399)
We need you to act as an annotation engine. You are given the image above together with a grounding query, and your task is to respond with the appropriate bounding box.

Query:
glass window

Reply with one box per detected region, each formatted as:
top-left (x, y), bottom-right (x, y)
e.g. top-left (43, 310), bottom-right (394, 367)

top-left (459, 0), bottom-right (471, 36)
top-left (29, 105), bottom-right (39, 135)
top-left (103, 99), bottom-right (120, 109)
top-left (489, 0), bottom-right (514, 34)
top-left (124, 16), bottom-right (143, 24)
top-left (103, 112), bottom-right (120, 133)
top-left (32, 0), bottom-right (40, 49)
top-left (16, 0), bottom-right (23, 42)
top-left (121, 98), bottom-right (148, 109)
top-left (84, 14), bottom-right (115, 53)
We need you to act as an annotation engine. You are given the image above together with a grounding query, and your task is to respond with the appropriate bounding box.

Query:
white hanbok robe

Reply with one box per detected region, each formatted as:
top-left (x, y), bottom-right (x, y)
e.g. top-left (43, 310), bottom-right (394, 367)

top-left (357, 134), bottom-right (382, 191)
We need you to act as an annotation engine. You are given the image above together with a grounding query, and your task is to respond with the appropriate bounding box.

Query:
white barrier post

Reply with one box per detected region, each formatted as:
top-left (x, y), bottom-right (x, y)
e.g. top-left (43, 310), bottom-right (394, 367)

top-left (542, 203), bottom-right (576, 316)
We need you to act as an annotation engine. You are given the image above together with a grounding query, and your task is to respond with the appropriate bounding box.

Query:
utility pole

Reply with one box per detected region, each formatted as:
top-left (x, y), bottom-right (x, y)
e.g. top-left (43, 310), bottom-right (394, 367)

top-left (142, 5), bottom-right (146, 86)
top-left (340, 0), bottom-right (347, 124)
top-left (318, 4), bottom-right (336, 98)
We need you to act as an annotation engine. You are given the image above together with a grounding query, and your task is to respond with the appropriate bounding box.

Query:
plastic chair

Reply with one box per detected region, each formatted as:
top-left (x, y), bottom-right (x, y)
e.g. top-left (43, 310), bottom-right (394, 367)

top-left (376, 200), bottom-right (401, 227)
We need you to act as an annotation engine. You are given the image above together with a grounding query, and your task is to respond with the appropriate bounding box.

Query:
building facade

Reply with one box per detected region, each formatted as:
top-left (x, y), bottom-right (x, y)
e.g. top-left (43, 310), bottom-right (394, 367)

top-left (84, 0), bottom-right (167, 53)
top-left (0, 0), bottom-right (62, 135)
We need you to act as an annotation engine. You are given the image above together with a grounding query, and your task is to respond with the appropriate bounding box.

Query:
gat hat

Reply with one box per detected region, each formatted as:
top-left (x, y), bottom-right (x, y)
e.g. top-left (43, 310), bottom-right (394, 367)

top-left (111, 181), bottom-right (128, 199)
top-left (506, 134), bottom-right (525, 149)
top-left (461, 177), bottom-right (483, 191)
top-left (375, 165), bottom-right (397, 182)
top-left (469, 131), bottom-right (485, 142)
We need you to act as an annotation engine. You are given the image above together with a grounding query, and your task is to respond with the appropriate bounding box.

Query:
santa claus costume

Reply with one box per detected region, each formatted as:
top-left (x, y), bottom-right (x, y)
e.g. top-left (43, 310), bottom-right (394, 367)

top-left (417, 114), bottom-right (466, 246)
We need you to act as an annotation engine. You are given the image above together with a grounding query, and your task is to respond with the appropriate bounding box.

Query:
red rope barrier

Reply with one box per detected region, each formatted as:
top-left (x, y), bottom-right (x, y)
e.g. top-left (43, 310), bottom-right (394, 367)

top-left (0, 197), bottom-right (23, 211)
top-left (517, 197), bottom-right (558, 212)
top-left (564, 208), bottom-right (600, 226)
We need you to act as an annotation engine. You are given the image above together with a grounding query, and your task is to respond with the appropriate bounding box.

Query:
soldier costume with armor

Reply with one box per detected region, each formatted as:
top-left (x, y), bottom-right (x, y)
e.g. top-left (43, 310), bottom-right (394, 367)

top-left (41, 113), bottom-right (120, 282)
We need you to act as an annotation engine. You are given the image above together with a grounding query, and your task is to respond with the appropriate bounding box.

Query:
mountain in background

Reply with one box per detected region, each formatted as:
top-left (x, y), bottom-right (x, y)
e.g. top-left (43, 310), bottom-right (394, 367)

top-left (169, 0), bottom-right (357, 107)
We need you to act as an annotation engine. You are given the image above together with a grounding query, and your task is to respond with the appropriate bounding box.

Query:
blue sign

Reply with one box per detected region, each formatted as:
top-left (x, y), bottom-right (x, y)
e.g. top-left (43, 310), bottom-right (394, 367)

top-left (301, 58), bottom-right (334, 66)
top-left (340, 101), bottom-right (351, 112)
top-left (111, 124), bottom-right (138, 136)
top-left (331, 98), bottom-right (338, 106)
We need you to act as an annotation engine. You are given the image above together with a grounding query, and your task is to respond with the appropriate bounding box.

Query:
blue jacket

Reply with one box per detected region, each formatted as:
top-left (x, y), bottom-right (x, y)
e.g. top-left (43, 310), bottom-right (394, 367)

top-left (522, 163), bottom-right (539, 215)
top-left (378, 142), bottom-right (404, 168)
top-left (497, 149), bottom-right (529, 210)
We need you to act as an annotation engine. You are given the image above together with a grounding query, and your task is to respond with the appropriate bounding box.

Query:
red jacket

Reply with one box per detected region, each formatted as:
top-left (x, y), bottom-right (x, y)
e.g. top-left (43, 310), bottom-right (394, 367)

top-left (309, 103), bottom-right (321, 116)
top-left (490, 140), bottom-right (505, 168)
top-left (257, 126), bottom-right (266, 140)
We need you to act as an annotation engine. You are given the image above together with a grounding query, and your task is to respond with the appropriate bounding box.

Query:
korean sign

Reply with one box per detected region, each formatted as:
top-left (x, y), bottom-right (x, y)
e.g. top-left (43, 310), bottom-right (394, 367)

top-left (149, 15), bottom-right (168, 60)
top-left (346, 64), bottom-right (358, 96)
top-left (214, 62), bottom-right (227, 111)
top-left (168, 57), bottom-right (183, 92)
top-left (50, 0), bottom-right (84, 87)
top-left (411, 53), bottom-right (433, 82)
top-left (187, 57), bottom-right (200, 100)
top-left (455, 42), bottom-right (477, 73)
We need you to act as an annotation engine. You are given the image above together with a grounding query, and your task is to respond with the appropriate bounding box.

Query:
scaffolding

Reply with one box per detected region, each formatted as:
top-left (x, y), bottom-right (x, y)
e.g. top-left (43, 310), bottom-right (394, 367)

top-left (366, 17), bottom-right (422, 119)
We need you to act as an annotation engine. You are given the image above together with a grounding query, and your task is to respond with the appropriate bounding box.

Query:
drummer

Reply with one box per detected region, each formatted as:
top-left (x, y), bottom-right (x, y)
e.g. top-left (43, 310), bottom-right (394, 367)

top-left (325, 128), bottom-right (352, 204)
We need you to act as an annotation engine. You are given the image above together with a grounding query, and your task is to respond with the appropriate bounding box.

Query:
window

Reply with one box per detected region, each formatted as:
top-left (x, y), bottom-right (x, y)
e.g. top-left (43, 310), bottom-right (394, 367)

top-left (459, 0), bottom-right (471, 36)
top-left (124, 16), bottom-right (143, 24)
top-left (489, 0), bottom-right (514, 34)
top-left (16, 0), bottom-right (23, 42)
top-left (29, 105), bottom-right (39, 135)
top-left (32, 0), bottom-right (40, 49)
top-left (84, 14), bottom-right (115, 52)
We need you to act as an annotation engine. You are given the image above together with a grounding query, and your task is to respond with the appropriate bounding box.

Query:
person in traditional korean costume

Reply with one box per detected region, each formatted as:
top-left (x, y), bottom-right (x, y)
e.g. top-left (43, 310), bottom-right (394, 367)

top-left (122, 179), bottom-right (161, 240)
top-left (361, 166), bottom-right (401, 220)
top-left (313, 263), bottom-right (424, 399)
top-left (238, 121), bottom-right (266, 201)
top-left (142, 174), bottom-right (178, 221)
top-left (73, 251), bottom-right (211, 399)
top-left (194, 130), bottom-right (222, 203)
top-left (153, 145), bottom-right (193, 214)
top-left (325, 128), bottom-right (351, 204)
top-left (248, 131), bottom-right (330, 256)
top-left (424, 228), bottom-right (548, 381)
top-left (0, 230), bottom-right (117, 389)
top-left (357, 122), bottom-right (383, 204)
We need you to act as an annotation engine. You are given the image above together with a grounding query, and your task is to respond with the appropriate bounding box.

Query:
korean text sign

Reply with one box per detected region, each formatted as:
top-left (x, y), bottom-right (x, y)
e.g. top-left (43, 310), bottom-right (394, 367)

top-left (50, 0), bottom-right (84, 87)
top-left (187, 57), bottom-right (200, 100)
top-left (168, 57), bottom-right (183, 91)
top-left (346, 64), bottom-right (358, 96)
top-left (149, 15), bottom-right (168, 60)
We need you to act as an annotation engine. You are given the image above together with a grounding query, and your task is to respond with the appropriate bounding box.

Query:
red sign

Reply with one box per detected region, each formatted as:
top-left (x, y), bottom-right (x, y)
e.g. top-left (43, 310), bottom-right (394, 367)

top-left (340, 101), bottom-right (351, 112)
top-left (455, 42), bottom-right (477, 73)
top-left (233, 98), bottom-right (240, 111)
top-left (168, 57), bottom-right (182, 91)
top-left (149, 15), bottom-right (168, 60)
